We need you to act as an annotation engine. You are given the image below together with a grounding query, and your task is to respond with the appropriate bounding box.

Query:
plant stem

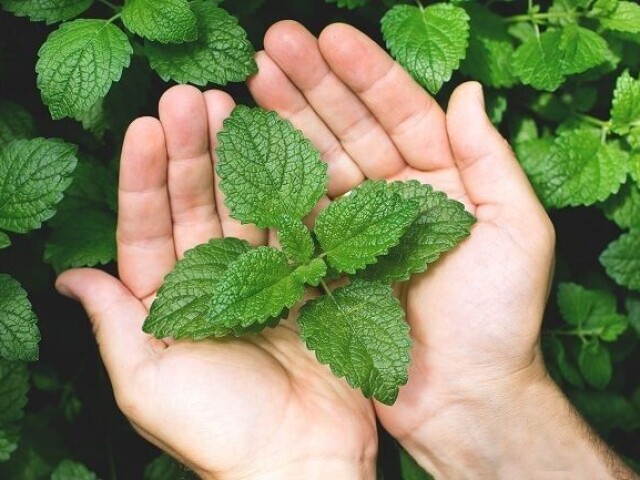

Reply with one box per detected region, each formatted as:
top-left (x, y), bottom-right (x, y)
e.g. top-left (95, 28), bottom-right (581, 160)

top-left (576, 113), bottom-right (610, 128)
top-left (504, 11), bottom-right (581, 23)
top-left (97, 0), bottom-right (119, 11)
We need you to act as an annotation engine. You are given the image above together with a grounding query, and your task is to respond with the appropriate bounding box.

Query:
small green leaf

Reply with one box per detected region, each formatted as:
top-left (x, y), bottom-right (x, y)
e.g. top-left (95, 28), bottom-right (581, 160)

top-left (558, 24), bottom-right (609, 75)
top-left (598, 1), bottom-right (640, 33)
top-left (51, 460), bottom-right (97, 480)
top-left (143, 238), bottom-right (251, 339)
top-left (216, 106), bottom-right (328, 228)
top-left (381, 4), bottom-right (470, 93)
top-left (0, 359), bottom-right (29, 425)
top-left (460, 4), bottom-right (516, 88)
top-left (0, 428), bottom-right (19, 462)
top-left (144, 454), bottom-right (191, 480)
top-left (601, 181), bottom-right (640, 230)
top-left (122, 0), bottom-right (197, 43)
top-left (359, 181), bottom-right (474, 283)
top-left (526, 128), bottom-right (628, 208)
top-left (578, 340), bottom-right (612, 389)
top-left (1, 0), bottom-right (93, 24)
top-left (191, 247), bottom-right (306, 338)
top-left (0, 138), bottom-right (77, 234)
top-left (0, 100), bottom-right (37, 148)
top-left (512, 30), bottom-right (565, 91)
top-left (0, 274), bottom-right (40, 362)
top-left (299, 280), bottom-right (411, 404)
top-left (610, 70), bottom-right (640, 135)
top-left (600, 231), bottom-right (640, 292)
top-left (146, 2), bottom-right (257, 85)
top-left (36, 20), bottom-right (132, 119)
top-left (545, 336), bottom-right (584, 387)
top-left (0, 232), bottom-right (9, 250)
top-left (315, 181), bottom-right (420, 274)
top-left (326, 0), bottom-right (368, 8)
top-left (277, 218), bottom-right (314, 264)
top-left (292, 258), bottom-right (327, 287)
top-left (558, 282), bottom-right (617, 327)
top-left (399, 447), bottom-right (435, 480)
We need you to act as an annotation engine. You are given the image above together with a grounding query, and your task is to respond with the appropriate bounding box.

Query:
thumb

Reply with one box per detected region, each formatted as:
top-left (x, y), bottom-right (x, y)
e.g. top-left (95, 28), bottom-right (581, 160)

top-left (56, 268), bottom-right (162, 387)
top-left (447, 81), bottom-right (542, 212)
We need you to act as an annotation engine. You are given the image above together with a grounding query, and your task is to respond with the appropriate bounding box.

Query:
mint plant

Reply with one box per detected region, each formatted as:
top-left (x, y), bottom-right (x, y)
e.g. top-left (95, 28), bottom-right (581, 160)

top-left (142, 106), bottom-right (474, 404)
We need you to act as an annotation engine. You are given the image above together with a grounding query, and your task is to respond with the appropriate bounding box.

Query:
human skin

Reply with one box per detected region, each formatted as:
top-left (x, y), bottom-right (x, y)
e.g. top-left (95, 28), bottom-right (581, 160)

top-left (56, 21), bottom-right (638, 480)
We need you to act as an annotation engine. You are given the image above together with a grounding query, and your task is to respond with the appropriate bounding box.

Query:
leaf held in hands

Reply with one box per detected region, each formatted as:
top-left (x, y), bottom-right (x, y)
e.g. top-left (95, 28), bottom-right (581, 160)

top-left (216, 106), bottom-right (328, 228)
top-left (610, 70), bottom-right (640, 135)
top-left (36, 20), bottom-right (132, 119)
top-left (0, 138), bottom-right (77, 233)
top-left (298, 280), bottom-right (411, 405)
top-left (381, 4), bottom-right (470, 93)
top-left (146, 2), bottom-right (257, 85)
top-left (360, 181), bottom-right (474, 283)
top-left (1, 0), bottom-right (93, 24)
top-left (277, 218), bottom-right (314, 264)
top-left (600, 231), bottom-right (640, 292)
top-left (314, 181), bottom-right (420, 274)
top-left (292, 258), bottom-right (327, 287)
top-left (0, 275), bottom-right (40, 362)
top-left (122, 0), bottom-right (197, 43)
top-left (143, 237), bottom-right (251, 339)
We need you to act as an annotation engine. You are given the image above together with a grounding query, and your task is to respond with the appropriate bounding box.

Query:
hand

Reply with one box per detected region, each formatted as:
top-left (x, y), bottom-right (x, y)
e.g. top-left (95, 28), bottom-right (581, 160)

top-left (247, 21), bottom-right (634, 479)
top-left (56, 87), bottom-right (377, 479)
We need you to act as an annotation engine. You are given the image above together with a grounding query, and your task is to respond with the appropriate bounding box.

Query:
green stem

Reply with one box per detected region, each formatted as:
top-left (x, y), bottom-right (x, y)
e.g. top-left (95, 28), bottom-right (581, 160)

top-left (576, 113), bottom-right (611, 128)
top-left (504, 10), bottom-right (584, 24)
top-left (98, 0), bottom-right (119, 11)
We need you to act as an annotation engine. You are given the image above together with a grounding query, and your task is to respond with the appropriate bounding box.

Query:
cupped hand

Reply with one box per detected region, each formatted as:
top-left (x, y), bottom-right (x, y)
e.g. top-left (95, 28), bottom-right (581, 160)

top-left (56, 86), bottom-right (377, 480)
top-left (247, 20), bottom-right (556, 474)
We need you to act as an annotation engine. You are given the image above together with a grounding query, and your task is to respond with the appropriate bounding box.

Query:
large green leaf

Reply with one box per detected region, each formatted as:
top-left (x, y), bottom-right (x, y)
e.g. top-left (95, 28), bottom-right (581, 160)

top-left (1, 0), bottom-right (93, 24)
top-left (298, 280), bottom-right (411, 405)
top-left (600, 231), bottom-right (640, 292)
top-left (0, 275), bottom-right (40, 362)
top-left (122, 0), bottom-right (197, 43)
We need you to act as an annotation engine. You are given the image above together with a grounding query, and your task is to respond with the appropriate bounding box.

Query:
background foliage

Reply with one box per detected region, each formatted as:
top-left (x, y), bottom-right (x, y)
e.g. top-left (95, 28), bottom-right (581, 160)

top-left (0, 0), bottom-right (639, 477)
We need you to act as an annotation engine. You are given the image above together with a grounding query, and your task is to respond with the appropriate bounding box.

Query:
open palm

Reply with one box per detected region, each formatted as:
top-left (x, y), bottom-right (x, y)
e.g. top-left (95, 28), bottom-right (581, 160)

top-left (246, 21), bottom-right (556, 458)
top-left (56, 87), bottom-right (376, 479)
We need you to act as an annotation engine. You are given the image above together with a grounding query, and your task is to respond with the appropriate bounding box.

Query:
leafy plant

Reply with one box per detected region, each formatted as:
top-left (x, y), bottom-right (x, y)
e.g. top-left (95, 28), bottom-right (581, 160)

top-left (1, 0), bottom-right (639, 477)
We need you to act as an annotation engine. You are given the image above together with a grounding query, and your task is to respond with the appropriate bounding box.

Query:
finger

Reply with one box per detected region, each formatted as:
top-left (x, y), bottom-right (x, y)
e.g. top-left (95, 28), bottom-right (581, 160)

top-left (118, 117), bottom-right (175, 301)
top-left (55, 269), bottom-right (163, 390)
top-left (263, 20), bottom-right (407, 181)
top-left (203, 89), bottom-right (268, 246)
top-left (247, 51), bottom-right (364, 197)
top-left (159, 85), bottom-right (223, 256)
top-left (446, 82), bottom-right (543, 213)
top-left (318, 23), bottom-right (457, 173)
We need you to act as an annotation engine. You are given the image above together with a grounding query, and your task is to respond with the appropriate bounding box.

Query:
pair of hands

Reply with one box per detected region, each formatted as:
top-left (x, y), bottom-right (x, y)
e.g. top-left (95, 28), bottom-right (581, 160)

top-left (57, 21), bottom-right (557, 479)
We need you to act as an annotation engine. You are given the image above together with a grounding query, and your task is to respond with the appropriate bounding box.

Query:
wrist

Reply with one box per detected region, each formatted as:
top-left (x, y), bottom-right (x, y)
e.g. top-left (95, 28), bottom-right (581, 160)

top-left (396, 354), bottom-right (634, 479)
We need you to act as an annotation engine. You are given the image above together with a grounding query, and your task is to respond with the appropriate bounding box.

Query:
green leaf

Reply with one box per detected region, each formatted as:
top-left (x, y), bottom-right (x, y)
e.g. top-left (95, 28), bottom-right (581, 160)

top-left (571, 391), bottom-right (640, 435)
top-left (381, 4), bottom-right (470, 93)
top-left (216, 106), bottom-right (328, 228)
top-left (0, 100), bottom-right (37, 148)
top-left (0, 274), bottom-right (40, 361)
top-left (315, 181), bottom-right (420, 274)
top-left (526, 128), bottom-right (628, 208)
top-left (146, 2), bottom-right (257, 85)
top-left (0, 359), bottom-right (29, 425)
top-left (44, 207), bottom-right (116, 272)
top-left (326, 0), bottom-right (368, 8)
top-left (193, 247), bottom-right (306, 338)
top-left (578, 340), bottom-right (612, 389)
top-left (277, 218), bottom-right (314, 264)
top-left (545, 336), bottom-right (584, 387)
top-left (512, 30), bottom-right (565, 91)
top-left (399, 447), bottom-right (435, 480)
top-left (600, 231), bottom-right (640, 292)
top-left (51, 460), bottom-right (97, 480)
top-left (459, 4), bottom-right (516, 88)
top-left (601, 181), bottom-right (640, 230)
top-left (298, 280), bottom-right (411, 404)
top-left (558, 24), bottom-right (609, 75)
top-left (1, 0), bottom-right (93, 24)
top-left (610, 70), bottom-right (640, 134)
top-left (0, 428), bottom-right (19, 462)
top-left (143, 237), bottom-right (251, 340)
top-left (144, 454), bottom-right (193, 480)
top-left (292, 258), bottom-right (327, 287)
top-left (359, 181), bottom-right (474, 283)
top-left (122, 0), bottom-right (197, 43)
top-left (36, 20), bottom-right (132, 120)
top-left (598, 1), bottom-right (640, 33)
top-left (0, 138), bottom-right (77, 234)
top-left (0, 232), bottom-right (9, 250)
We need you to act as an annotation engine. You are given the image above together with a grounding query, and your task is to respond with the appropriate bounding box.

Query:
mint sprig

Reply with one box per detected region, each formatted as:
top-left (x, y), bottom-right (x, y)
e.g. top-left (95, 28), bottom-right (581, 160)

top-left (144, 107), bottom-right (474, 403)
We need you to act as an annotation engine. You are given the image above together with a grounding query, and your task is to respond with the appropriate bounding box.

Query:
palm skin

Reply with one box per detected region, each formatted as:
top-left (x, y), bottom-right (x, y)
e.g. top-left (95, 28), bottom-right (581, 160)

top-left (56, 20), bottom-right (556, 479)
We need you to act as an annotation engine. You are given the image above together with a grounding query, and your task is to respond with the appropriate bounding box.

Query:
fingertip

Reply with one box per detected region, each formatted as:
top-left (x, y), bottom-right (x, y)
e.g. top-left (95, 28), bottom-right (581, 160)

top-left (158, 84), bottom-right (204, 118)
top-left (264, 19), bottom-right (307, 54)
